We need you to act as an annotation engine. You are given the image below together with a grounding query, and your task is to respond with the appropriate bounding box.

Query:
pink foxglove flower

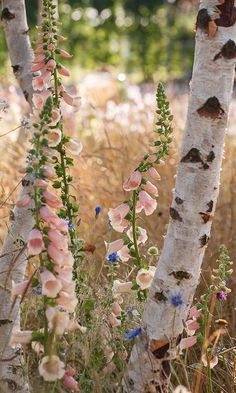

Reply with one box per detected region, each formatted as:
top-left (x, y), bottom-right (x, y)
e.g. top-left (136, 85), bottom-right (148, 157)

top-left (40, 270), bottom-right (62, 298)
top-left (64, 139), bottom-right (83, 156)
top-left (109, 313), bottom-right (121, 327)
top-left (179, 336), bottom-right (197, 351)
top-left (46, 306), bottom-right (69, 335)
top-left (63, 374), bottom-right (79, 391)
top-left (62, 91), bottom-right (81, 107)
top-left (32, 53), bottom-right (45, 63)
top-left (43, 190), bottom-right (63, 209)
top-left (189, 306), bottom-right (202, 319)
top-left (136, 266), bottom-right (156, 290)
top-left (112, 302), bottom-right (122, 316)
top-left (56, 292), bottom-right (78, 313)
top-left (10, 330), bottom-right (33, 348)
top-left (136, 191), bottom-right (157, 216)
top-left (59, 49), bottom-right (73, 59)
top-left (16, 194), bottom-right (31, 208)
top-left (32, 76), bottom-right (45, 91)
top-left (48, 244), bottom-right (65, 265)
top-left (123, 170), bottom-right (142, 191)
top-left (112, 280), bottom-right (132, 296)
top-left (58, 65), bottom-right (70, 77)
top-left (186, 319), bottom-right (200, 335)
top-left (33, 90), bottom-right (51, 110)
top-left (43, 165), bottom-right (56, 179)
top-left (108, 203), bottom-right (130, 232)
top-left (28, 229), bottom-right (44, 255)
top-left (127, 226), bottom-right (148, 245)
top-left (202, 353), bottom-right (218, 369)
top-left (50, 108), bottom-right (61, 126)
top-left (45, 59), bottom-right (57, 71)
top-left (148, 167), bottom-right (161, 181)
top-left (106, 239), bottom-right (124, 254)
top-left (11, 280), bottom-right (31, 298)
top-left (143, 181), bottom-right (159, 197)
top-left (34, 178), bottom-right (48, 188)
top-left (48, 229), bottom-right (68, 251)
top-left (117, 245), bottom-right (130, 262)
top-left (46, 128), bottom-right (62, 148)
top-left (31, 62), bottom-right (45, 72)
top-left (39, 355), bottom-right (65, 382)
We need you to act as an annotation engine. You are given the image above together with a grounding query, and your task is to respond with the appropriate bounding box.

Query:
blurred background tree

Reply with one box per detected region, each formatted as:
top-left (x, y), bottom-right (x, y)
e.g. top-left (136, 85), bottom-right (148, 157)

top-left (1, 0), bottom-right (198, 82)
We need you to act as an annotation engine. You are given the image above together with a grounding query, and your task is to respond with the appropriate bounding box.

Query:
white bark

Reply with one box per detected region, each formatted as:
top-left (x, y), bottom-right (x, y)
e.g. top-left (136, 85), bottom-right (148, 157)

top-left (1, 0), bottom-right (34, 105)
top-left (122, 1), bottom-right (236, 392)
top-left (0, 1), bottom-right (34, 392)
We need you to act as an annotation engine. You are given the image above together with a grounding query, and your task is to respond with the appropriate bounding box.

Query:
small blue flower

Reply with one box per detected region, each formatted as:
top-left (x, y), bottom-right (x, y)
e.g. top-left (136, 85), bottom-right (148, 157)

top-left (107, 252), bottom-right (119, 264)
top-left (68, 223), bottom-right (74, 230)
top-left (124, 327), bottom-right (142, 340)
top-left (167, 289), bottom-right (185, 307)
top-left (95, 206), bottom-right (102, 217)
top-left (31, 285), bottom-right (42, 295)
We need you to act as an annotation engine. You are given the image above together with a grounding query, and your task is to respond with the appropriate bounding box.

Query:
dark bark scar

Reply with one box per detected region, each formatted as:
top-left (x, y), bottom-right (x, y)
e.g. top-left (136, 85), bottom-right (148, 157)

top-left (0, 319), bottom-right (13, 327)
top-left (197, 97), bottom-right (224, 119)
top-left (200, 234), bottom-right (210, 247)
top-left (1, 8), bottom-right (15, 21)
top-left (155, 291), bottom-right (168, 302)
top-left (199, 212), bottom-right (213, 223)
top-left (169, 271), bottom-right (192, 282)
top-left (175, 197), bottom-right (184, 205)
top-left (181, 148), bottom-right (203, 163)
top-left (215, 1), bottom-right (236, 28)
top-left (207, 200), bottom-right (214, 213)
top-left (170, 207), bottom-right (183, 222)
top-left (214, 39), bottom-right (236, 61)
top-left (206, 151), bottom-right (215, 162)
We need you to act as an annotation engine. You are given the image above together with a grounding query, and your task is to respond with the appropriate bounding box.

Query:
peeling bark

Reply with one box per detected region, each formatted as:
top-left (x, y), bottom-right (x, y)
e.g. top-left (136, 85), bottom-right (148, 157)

top-left (121, 1), bottom-right (236, 391)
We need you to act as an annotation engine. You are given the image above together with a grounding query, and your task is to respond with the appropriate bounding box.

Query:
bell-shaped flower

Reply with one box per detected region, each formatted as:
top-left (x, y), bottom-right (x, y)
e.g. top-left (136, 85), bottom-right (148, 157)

top-left (106, 239), bottom-right (124, 255)
top-left (48, 244), bottom-right (65, 265)
top-left (43, 190), bottom-right (63, 209)
top-left (56, 291), bottom-right (78, 313)
top-left (62, 91), bottom-right (81, 107)
top-left (136, 191), bottom-right (157, 216)
top-left (40, 270), bottom-right (62, 298)
top-left (63, 374), bottom-right (79, 391)
top-left (46, 306), bottom-right (69, 335)
top-left (108, 203), bottom-right (130, 232)
top-left (64, 139), bottom-right (83, 156)
top-left (48, 229), bottom-right (68, 251)
top-left (45, 59), bottom-right (57, 71)
top-left (179, 336), bottom-right (197, 351)
top-left (58, 65), bottom-right (70, 77)
top-left (117, 245), bottom-right (130, 262)
top-left (112, 280), bottom-right (132, 296)
top-left (11, 280), bottom-right (31, 298)
top-left (148, 167), bottom-right (161, 181)
top-left (127, 226), bottom-right (148, 245)
top-left (109, 313), bottom-right (121, 328)
top-left (202, 353), bottom-right (218, 369)
top-left (123, 170), bottom-right (142, 191)
top-left (46, 128), bottom-right (62, 148)
top-left (136, 266), bottom-right (156, 290)
top-left (28, 229), bottom-right (44, 255)
top-left (38, 355), bottom-right (65, 382)
top-left (143, 181), bottom-right (159, 197)
top-left (33, 90), bottom-right (51, 110)
top-left (16, 194), bottom-right (31, 208)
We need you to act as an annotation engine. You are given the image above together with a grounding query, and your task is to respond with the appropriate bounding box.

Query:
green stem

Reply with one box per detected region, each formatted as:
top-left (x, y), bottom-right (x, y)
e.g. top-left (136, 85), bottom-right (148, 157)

top-left (132, 191), bottom-right (141, 266)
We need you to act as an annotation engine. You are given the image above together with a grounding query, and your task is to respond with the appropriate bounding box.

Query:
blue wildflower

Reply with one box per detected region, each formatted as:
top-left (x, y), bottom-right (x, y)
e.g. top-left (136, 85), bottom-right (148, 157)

top-left (68, 223), bottom-right (74, 230)
top-left (95, 205), bottom-right (102, 218)
top-left (107, 252), bottom-right (120, 264)
top-left (124, 327), bottom-right (142, 340)
top-left (167, 289), bottom-right (185, 307)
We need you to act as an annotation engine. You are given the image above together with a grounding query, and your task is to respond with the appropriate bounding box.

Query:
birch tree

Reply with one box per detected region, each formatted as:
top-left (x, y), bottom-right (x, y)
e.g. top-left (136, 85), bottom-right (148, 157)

top-left (122, 1), bottom-right (236, 392)
top-left (0, 1), bottom-right (33, 392)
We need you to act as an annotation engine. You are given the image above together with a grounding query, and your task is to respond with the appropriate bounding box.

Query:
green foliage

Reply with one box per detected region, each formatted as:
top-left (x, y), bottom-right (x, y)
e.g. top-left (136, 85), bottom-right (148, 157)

top-left (20, 0), bottom-right (197, 81)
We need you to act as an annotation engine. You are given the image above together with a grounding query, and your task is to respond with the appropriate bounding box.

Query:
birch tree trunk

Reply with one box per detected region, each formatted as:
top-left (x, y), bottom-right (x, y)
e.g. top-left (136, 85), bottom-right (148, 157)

top-left (122, 1), bottom-right (236, 392)
top-left (0, 1), bottom-right (34, 392)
